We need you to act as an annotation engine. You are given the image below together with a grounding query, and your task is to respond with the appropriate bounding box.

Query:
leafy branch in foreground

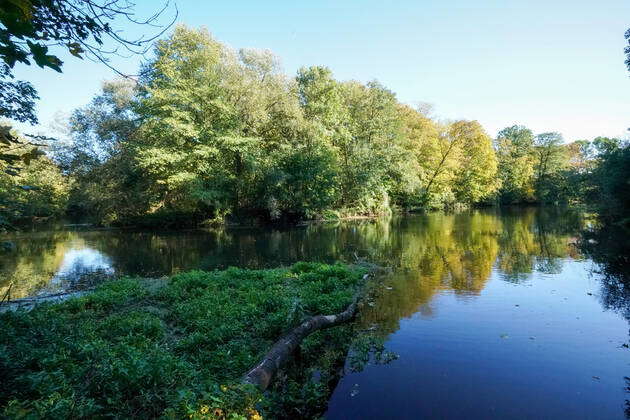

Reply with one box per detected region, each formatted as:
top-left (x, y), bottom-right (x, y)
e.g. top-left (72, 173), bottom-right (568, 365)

top-left (0, 0), bottom-right (177, 125)
top-left (0, 0), bottom-right (177, 74)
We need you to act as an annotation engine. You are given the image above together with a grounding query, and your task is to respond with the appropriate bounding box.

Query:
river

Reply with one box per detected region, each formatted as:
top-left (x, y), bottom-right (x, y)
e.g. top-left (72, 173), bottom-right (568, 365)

top-left (1, 207), bottom-right (628, 418)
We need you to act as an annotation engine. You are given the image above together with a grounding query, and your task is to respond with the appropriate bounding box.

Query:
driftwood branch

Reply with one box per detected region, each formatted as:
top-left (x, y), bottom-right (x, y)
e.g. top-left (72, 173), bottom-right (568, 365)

top-left (0, 289), bottom-right (93, 312)
top-left (242, 274), bottom-right (369, 391)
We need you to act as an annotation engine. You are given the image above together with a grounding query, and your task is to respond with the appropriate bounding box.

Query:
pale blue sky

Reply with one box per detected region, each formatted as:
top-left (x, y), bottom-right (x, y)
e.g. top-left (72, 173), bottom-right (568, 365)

top-left (11, 0), bottom-right (630, 141)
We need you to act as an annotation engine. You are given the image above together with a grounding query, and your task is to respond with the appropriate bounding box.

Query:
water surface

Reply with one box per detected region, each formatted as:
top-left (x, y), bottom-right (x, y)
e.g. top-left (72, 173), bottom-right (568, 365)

top-left (1, 208), bottom-right (628, 418)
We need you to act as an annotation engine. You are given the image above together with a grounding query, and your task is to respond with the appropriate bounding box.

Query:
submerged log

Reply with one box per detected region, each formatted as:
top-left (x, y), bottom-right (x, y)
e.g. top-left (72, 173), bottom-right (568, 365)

top-left (242, 275), bottom-right (368, 391)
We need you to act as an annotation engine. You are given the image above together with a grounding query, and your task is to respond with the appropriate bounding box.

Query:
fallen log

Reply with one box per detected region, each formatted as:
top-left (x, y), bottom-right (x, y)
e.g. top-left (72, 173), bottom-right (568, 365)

top-left (0, 289), bottom-right (93, 312)
top-left (242, 274), bottom-right (369, 391)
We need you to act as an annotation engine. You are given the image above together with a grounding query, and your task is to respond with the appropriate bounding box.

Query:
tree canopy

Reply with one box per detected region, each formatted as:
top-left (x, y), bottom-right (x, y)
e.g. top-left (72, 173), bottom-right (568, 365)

top-left (1, 24), bottom-right (627, 228)
top-left (47, 26), bottom-right (506, 225)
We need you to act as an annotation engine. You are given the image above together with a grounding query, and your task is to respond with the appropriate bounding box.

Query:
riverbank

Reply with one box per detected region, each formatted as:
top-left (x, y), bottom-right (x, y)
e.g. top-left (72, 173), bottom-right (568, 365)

top-left (2, 202), bottom-right (573, 235)
top-left (0, 263), bottom-right (374, 419)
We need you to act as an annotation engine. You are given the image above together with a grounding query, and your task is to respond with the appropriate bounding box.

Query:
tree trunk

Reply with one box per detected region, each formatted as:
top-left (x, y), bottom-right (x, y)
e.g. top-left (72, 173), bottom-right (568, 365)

top-left (242, 276), bottom-right (368, 391)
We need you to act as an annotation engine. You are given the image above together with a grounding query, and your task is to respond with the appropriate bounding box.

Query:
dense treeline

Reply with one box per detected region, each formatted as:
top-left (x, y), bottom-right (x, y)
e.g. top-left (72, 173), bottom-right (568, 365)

top-left (1, 26), bottom-right (628, 227)
top-left (52, 26), bottom-right (500, 225)
top-left (495, 125), bottom-right (629, 215)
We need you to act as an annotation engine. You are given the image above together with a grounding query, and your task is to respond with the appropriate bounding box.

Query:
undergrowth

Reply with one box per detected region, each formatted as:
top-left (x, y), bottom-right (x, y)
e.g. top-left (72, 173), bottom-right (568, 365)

top-left (0, 262), bottom-right (369, 419)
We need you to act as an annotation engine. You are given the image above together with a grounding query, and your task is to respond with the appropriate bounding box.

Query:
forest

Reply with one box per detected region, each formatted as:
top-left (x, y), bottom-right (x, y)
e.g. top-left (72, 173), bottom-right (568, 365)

top-left (1, 25), bottom-right (628, 229)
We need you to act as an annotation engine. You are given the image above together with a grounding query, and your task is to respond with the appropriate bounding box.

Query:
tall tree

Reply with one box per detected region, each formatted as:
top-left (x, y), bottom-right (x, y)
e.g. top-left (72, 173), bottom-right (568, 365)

top-left (495, 125), bottom-right (536, 203)
top-left (337, 80), bottom-right (403, 212)
top-left (134, 26), bottom-right (303, 221)
top-left (394, 104), bottom-right (439, 208)
top-left (296, 67), bottom-right (410, 214)
top-left (56, 79), bottom-right (146, 222)
top-left (420, 120), bottom-right (499, 207)
top-left (533, 132), bottom-right (567, 202)
top-left (450, 120), bottom-right (500, 204)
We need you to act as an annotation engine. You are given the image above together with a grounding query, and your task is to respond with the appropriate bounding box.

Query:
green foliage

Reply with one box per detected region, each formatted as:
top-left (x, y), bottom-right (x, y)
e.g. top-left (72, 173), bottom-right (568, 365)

top-left (0, 0), bottom-right (173, 125)
top-left (495, 125), bottom-right (536, 203)
top-left (0, 0), bottom-right (172, 207)
top-left (414, 120), bottom-right (499, 208)
top-left (58, 26), bottom-right (502, 225)
top-left (533, 132), bottom-right (567, 202)
top-left (0, 11), bottom-right (625, 226)
top-left (0, 63), bottom-right (38, 124)
top-left (2, 24), bottom-right (611, 226)
top-left (0, 263), bottom-right (367, 419)
top-left (267, 145), bottom-right (339, 218)
top-left (131, 27), bottom-right (306, 221)
top-left (0, 155), bottom-right (69, 219)
top-left (53, 79), bottom-right (150, 223)
top-left (389, 104), bottom-right (435, 207)
top-left (589, 140), bottom-right (630, 222)
top-left (294, 68), bottom-right (408, 213)
top-left (448, 121), bottom-right (500, 204)
top-left (495, 126), bottom-right (611, 206)
top-left (0, 127), bottom-right (69, 227)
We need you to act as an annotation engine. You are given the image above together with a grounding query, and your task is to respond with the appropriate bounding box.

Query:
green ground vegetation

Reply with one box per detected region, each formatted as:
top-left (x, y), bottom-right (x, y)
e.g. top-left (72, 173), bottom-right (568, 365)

top-left (0, 262), bottom-right (373, 419)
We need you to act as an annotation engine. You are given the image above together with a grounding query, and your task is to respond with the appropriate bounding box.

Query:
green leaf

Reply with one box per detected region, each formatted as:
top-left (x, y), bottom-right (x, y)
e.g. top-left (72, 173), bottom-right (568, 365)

top-left (67, 42), bottom-right (84, 59)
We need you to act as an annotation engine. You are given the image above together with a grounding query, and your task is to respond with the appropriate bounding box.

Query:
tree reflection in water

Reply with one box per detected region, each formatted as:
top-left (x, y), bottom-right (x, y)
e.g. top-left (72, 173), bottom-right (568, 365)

top-left (0, 207), bottom-right (592, 301)
top-left (1, 208), bottom-right (629, 416)
top-left (578, 221), bottom-right (630, 418)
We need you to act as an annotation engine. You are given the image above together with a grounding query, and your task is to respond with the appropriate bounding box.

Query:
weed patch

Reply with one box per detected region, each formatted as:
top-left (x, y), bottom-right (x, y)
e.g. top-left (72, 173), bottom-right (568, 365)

top-left (0, 263), bottom-right (368, 419)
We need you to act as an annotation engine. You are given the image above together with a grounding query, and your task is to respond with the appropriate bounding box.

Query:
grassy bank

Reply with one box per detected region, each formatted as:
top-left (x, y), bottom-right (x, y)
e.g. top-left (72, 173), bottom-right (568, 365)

top-left (0, 263), bottom-right (368, 419)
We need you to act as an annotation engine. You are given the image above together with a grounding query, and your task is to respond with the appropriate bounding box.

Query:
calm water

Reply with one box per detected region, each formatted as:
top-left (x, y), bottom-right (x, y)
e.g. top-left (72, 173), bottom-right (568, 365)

top-left (1, 208), bottom-right (629, 418)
